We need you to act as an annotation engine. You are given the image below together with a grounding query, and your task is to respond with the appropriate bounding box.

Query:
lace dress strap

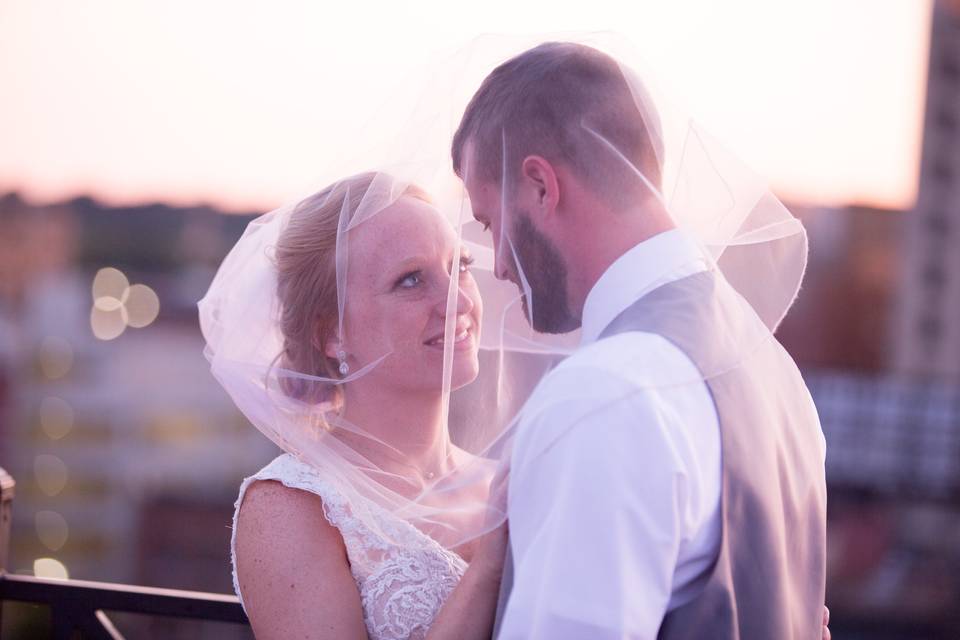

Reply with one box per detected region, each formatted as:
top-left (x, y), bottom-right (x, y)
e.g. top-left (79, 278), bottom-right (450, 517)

top-left (230, 453), bottom-right (385, 607)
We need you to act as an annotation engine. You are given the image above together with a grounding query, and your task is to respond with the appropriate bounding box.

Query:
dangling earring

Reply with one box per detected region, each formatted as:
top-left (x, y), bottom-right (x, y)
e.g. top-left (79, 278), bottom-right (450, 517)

top-left (337, 349), bottom-right (349, 376)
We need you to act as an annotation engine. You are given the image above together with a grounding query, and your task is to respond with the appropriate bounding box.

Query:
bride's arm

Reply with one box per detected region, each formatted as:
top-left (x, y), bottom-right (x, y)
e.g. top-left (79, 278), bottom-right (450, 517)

top-left (234, 480), bottom-right (368, 640)
top-left (425, 522), bottom-right (508, 640)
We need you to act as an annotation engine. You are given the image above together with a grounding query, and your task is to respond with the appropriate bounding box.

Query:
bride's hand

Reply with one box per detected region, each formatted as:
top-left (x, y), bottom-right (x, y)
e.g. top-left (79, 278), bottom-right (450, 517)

top-left (470, 462), bottom-right (510, 582)
top-left (426, 512), bottom-right (508, 639)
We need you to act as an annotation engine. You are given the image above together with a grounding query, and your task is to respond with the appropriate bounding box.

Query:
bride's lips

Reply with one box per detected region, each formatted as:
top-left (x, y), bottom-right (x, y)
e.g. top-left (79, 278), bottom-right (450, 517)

top-left (423, 324), bottom-right (475, 352)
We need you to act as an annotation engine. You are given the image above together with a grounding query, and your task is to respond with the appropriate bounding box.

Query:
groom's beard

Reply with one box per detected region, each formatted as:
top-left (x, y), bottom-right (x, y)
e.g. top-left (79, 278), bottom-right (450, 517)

top-left (511, 212), bottom-right (580, 334)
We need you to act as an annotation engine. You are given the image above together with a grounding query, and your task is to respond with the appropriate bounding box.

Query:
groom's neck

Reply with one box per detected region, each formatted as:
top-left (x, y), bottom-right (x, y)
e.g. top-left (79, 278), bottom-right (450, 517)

top-left (561, 199), bottom-right (677, 321)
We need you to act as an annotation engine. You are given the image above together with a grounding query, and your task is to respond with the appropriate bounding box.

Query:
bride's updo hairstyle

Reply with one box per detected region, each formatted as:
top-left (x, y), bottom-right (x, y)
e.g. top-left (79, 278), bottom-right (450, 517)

top-left (273, 172), bottom-right (429, 407)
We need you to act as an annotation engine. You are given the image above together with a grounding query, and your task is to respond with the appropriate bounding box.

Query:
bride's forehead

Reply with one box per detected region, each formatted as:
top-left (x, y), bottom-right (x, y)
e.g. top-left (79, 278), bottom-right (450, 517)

top-left (352, 197), bottom-right (456, 255)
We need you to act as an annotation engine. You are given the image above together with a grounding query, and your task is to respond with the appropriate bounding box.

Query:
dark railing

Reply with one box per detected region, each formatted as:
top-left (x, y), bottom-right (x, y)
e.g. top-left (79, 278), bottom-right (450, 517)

top-left (0, 467), bottom-right (249, 639)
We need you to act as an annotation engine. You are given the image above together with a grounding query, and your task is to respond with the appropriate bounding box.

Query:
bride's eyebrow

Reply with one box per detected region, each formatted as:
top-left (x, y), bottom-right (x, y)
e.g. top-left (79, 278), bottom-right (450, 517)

top-left (385, 247), bottom-right (471, 272)
top-left (388, 256), bottom-right (428, 276)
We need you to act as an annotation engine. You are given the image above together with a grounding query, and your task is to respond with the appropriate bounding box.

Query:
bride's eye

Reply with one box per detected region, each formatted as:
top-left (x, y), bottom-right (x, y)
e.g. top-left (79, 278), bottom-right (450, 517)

top-left (459, 255), bottom-right (475, 274)
top-left (395, 271), bottom-right (422, 289)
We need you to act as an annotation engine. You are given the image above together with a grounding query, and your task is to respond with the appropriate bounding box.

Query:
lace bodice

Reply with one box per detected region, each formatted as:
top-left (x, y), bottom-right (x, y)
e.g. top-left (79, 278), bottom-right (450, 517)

top-left (231, 454), bottom-right (467, 640)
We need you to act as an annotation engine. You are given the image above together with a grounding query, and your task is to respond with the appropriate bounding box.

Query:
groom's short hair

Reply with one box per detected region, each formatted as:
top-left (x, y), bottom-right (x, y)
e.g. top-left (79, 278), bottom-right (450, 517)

top-left (452, 42), bottom-right (663, 207)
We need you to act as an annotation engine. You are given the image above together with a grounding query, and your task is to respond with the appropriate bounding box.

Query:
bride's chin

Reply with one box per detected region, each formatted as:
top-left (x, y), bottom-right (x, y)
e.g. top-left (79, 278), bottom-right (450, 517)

top-left (452, 367), bottom-right (480, 390)
top-left (414, 354), bottom-right (479, 392)
top-left (449, 357), bottom-right (481, 390)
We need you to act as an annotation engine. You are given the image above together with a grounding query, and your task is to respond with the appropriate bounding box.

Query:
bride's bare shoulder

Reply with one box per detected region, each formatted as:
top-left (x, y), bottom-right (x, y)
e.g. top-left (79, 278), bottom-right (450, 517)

top-left (236, 479), bottom-right (344, 553)
top-left (234, 480), bottom-right (365, 639)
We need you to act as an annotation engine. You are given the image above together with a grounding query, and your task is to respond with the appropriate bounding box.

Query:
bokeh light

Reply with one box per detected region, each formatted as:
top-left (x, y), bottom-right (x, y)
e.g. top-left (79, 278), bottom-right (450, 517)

top-left (89, 268), bottom-right (160, 338)
top-left (90, 304), bottom-right (127, 340)
top-left (124, 283), bottom-right (160, 328)
top-left (34, 454), bottom-right (68, 497)
top-left (94, 295), bottom-right (124, 312)
top-left (33, 557), bottom-right (69, 580)
top-left (38, 396), bottom-right (74, 439)
top-left (38, 336), bottom-right (73, 380)
top-left (35, 510), bottom-right (69, 551)
top-left (92, 267), bottom-right (129, 302)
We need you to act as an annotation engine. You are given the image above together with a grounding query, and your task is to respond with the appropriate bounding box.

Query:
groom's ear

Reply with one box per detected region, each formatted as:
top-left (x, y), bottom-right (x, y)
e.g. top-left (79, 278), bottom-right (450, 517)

top-left (520, 155), bottom-right (560, 215)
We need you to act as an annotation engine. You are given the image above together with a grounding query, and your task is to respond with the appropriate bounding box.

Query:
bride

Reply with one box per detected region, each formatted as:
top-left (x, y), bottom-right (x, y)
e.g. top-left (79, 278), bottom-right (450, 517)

top-left (199, 171), bottom-right (531, 639)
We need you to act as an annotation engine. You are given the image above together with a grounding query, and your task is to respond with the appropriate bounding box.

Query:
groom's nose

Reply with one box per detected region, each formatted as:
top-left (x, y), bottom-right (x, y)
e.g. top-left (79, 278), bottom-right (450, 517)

top-left (493, 239), bottom-right (518, 284)
top-left (494, 256), bottom-right (515, 283)
top-left (494, 252), bottom-right (511, 282)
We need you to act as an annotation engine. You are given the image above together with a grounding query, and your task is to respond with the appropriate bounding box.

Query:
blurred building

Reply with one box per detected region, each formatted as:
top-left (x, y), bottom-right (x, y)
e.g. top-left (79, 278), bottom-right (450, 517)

top-left (777, 203), bottom-right (902, 372)
top-left (0, 194), bottom-right (277, 604)
top-left (773, 4), bottom-right (960, 637)
top-left (893, 1), bottom-right (960, 378)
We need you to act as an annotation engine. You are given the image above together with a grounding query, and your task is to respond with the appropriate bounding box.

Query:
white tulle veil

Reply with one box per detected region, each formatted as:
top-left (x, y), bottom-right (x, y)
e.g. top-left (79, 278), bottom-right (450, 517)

top-left (198, 32), bottom-right (807, 552)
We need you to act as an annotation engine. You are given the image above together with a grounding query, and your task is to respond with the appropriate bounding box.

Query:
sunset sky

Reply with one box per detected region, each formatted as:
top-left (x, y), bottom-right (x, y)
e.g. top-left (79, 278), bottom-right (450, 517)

top-left (0, 1), bottom-right (933, 212)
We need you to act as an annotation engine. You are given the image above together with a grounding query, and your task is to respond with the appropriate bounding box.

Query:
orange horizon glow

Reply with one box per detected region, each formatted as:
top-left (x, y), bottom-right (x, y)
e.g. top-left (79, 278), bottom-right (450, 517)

top-left (0, 1), bottom-right (934, 213)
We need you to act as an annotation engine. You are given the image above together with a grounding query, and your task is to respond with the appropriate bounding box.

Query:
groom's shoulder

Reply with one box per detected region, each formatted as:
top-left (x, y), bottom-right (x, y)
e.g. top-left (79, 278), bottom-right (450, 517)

top-left (513, 330), bottom-right (710, 460)
top-left (551, 329), bottom-right (701, 389)
top-left (519, 330), bottom-right (702, 420)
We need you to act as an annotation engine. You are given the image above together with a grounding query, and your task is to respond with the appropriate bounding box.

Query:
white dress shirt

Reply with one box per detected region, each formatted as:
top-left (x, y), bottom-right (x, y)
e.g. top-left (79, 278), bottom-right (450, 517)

top-left (498, 229), bottom-right (723, 640)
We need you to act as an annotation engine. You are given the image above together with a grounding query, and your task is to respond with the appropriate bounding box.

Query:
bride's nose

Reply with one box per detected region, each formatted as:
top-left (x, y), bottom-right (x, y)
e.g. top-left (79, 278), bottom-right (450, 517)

top-left (454, 285), bottom-right (474, 316)
top-left (434, 284), bottom-right (474, 316)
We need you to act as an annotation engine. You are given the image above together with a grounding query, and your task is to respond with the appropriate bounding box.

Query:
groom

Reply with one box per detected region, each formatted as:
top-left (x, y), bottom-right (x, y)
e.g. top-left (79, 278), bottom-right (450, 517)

top-left (452, 43), bottom-right (828, 638)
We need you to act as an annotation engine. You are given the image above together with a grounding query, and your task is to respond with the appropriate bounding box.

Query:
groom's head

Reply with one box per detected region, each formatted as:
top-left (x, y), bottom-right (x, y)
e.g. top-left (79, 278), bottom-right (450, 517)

top-left (452, 42), bottom-right (665, 334)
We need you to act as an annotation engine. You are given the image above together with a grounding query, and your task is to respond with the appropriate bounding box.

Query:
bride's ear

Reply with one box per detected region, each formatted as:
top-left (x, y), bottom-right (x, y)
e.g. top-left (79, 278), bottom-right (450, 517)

top-left (316, 329), bottom-right (341, 360)
top-left (324, 341), bottom-right (341, 361)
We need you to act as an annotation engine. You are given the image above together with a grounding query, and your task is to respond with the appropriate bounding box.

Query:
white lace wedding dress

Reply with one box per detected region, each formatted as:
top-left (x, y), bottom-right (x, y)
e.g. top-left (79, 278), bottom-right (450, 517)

top-left (230, 454), bottom-right (467, 640)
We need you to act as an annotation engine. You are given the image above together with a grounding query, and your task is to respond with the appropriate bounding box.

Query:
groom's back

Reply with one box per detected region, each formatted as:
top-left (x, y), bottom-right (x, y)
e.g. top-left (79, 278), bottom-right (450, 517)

top-left (601, 270), bottom-right (827, 640)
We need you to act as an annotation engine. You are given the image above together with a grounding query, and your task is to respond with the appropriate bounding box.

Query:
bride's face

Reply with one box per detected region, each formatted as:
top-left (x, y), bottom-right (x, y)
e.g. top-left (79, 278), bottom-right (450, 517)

top-left (338, 196), bottom-right (482, 393)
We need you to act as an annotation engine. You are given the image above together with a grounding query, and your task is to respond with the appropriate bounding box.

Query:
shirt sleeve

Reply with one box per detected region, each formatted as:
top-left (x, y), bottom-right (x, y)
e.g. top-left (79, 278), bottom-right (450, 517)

top-left (497, 372), bottom-right (701, 640)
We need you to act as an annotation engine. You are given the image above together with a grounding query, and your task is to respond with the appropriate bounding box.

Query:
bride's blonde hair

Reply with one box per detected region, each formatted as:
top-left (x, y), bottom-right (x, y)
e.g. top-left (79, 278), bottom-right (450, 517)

top-left (273, 172), bottom-right (429, 406)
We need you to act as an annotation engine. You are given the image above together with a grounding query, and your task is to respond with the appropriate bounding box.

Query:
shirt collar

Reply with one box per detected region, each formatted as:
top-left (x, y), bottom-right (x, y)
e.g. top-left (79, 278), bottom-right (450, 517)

top-left (580, 229), bottom-right (709, 345)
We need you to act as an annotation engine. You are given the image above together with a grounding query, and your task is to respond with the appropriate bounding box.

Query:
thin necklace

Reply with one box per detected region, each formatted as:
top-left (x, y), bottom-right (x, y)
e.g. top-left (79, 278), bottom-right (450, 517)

top-left (336, 430), bottom-right (455, 483)
top-left (391, 444), bottom-right (455, 482)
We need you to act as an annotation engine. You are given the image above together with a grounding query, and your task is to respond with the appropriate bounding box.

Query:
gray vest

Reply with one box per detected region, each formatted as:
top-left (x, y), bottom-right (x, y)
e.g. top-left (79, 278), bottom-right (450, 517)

top-left (494, 270), bottom-right (826, 638)
top-left (604, 271), bottom-right (826, 639)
